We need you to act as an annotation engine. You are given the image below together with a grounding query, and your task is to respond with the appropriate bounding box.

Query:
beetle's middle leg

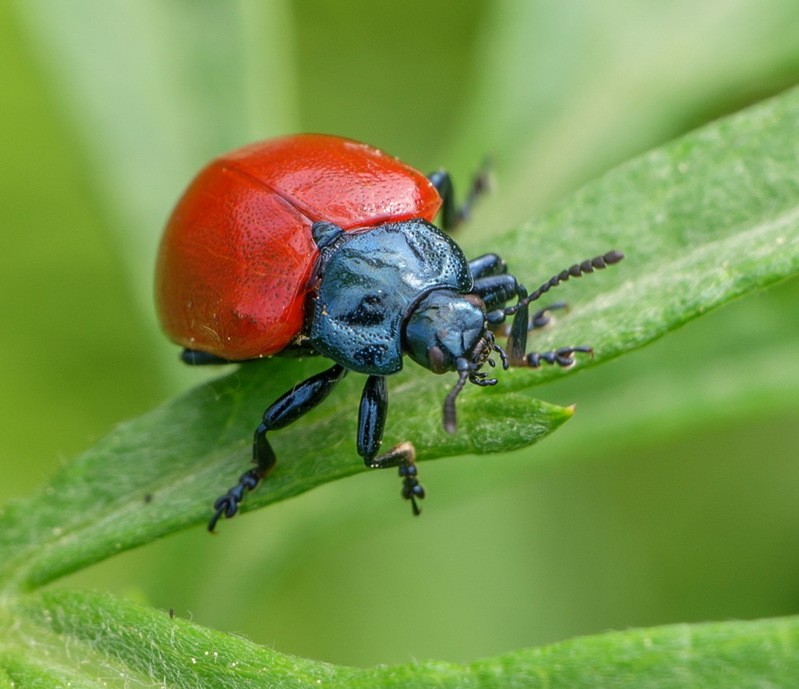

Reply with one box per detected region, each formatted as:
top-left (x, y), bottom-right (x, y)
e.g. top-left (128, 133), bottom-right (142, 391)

top-left (208, 363), bottom-right (347, 531)
top-left (358, 375), bottom-right (424, 515)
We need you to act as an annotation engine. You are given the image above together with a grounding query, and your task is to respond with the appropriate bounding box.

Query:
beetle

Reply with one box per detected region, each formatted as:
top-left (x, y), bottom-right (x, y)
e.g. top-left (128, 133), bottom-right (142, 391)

top-left (155, 134), bottom-right (622, 531)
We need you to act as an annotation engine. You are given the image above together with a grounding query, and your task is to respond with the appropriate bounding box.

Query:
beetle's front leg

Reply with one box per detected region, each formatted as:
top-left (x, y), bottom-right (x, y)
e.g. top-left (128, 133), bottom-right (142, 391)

top-left (473, 273), bottom-right (567, 328)
top-left (358, 375), bottom-right (424, 516)
top-left (521, 346), bottom-right (594, 368)
top-left (208, 363), bottom-right (347, 531)
top-left (502, 293), bottom-right (592, 369)
top-left (496, 250), bottom-right (624, 368)
top-left (474, 274), bottom-right (567, 363)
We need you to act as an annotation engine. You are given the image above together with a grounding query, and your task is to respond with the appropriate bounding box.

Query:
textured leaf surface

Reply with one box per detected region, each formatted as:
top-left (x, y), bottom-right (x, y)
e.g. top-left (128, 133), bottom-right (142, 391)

top-left (1, 33), bottom-right (799, 685)
top-left (2, 88), bottom-right (799, 597)
top-left (476, 84), bottom-right (799, 388)
top-left (0, 358), bottom-right (572, 591)
top-left (2, 590), bottom-right (799, 689)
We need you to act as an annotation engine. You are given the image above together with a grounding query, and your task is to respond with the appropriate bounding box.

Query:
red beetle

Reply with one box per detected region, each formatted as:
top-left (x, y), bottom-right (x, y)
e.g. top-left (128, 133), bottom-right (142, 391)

top-left (157, 135), bottom-right (442, 361)
top-left (156, 134), bottom-right (622, 530)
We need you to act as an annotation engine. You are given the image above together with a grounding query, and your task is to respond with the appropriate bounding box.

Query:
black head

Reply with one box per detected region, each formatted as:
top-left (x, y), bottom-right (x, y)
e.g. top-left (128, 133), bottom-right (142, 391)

top-left (403, 289), bottom-right (509, 434)
top-left (402, 250), bottom-right (625, 435)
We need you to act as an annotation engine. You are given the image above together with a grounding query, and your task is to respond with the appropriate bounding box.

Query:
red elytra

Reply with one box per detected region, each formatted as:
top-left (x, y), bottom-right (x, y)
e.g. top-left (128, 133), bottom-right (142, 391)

top-left (155, 134), bottom-right (442, 361)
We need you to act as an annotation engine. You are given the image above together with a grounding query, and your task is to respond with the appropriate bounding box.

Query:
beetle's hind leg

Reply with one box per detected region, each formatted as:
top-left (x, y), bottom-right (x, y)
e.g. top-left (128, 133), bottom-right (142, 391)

top-left (357, 375), bottom-right (424, 515)
top-left (208, 363), bottom-right (347, 531)
top-left (428, 159), bottom-right (492, 232)
top-left (180, 348), bottom-right (232, 365)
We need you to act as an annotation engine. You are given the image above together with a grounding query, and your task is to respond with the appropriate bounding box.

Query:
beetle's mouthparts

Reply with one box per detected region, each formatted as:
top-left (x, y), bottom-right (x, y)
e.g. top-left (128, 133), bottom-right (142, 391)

top-left (442, 332), bottom-right (511, 435)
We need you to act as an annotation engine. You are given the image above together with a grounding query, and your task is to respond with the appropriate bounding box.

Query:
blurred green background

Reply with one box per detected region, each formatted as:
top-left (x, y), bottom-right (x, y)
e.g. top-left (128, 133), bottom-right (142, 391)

top-left (2, 0), bottom-right (799, 668)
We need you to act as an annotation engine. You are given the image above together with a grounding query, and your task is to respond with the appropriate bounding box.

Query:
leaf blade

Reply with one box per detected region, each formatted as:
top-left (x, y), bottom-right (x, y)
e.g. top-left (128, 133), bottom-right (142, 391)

top-left (0, 361), bottom-right (572, 590)
top-left (3, 87), bottom-right (799, 591)
top-left (483, 85), bottom-right (799, 388)
top-left (8, 589), bottom-right (799, 689)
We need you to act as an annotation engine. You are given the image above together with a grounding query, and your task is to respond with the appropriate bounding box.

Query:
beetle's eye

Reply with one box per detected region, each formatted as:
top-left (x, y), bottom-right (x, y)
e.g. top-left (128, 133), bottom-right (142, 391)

top-left (427, 345), bottom-right (446, 374)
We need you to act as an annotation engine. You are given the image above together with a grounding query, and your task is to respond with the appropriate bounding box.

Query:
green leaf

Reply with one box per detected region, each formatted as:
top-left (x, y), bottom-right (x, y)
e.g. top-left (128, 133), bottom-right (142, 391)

top-left (2, 77), bottom-right (799, 689)
top-left (455, 0), bottom-right (799, 217)
top-left (473, 83), bottom-right (799, 386)
top-left (0, 357), bottom-right (572, 591)
top-left (18, 1), bottom-right (297, 309)
top-left (3, 86), bottom-right (799, 596)
top-left (4, 589), bottom-right (799, 688)
top-left (4, 0), bottom-right (798, 683)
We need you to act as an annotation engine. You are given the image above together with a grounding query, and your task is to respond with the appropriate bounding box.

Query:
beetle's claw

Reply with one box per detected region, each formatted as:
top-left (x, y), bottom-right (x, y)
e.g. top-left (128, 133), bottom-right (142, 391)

top-left (208, 501), bottom-right (229, 533)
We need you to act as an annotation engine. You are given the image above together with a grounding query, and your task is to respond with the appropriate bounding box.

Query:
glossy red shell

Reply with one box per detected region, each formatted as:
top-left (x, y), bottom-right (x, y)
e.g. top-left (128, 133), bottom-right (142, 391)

top-left (155, 134), bottom-right (442, 360)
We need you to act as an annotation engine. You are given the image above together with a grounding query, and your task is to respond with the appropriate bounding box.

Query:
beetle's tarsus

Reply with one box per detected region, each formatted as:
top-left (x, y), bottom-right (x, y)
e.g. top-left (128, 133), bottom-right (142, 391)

top-left (529, 302), bottom-right (568, 330)
top-left (207, 468), bottom-right (262, 532)
top-left (523, 345), bottom-right (594, 369)
top-left (398, 451), bottom-right (424, 516)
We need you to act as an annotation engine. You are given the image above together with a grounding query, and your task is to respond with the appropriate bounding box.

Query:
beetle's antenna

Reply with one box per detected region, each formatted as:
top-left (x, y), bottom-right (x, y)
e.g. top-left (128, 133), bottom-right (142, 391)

top-left (504, 250), bottom-right (624, 316)
top-left (443, 359), bottom-right (470, 434)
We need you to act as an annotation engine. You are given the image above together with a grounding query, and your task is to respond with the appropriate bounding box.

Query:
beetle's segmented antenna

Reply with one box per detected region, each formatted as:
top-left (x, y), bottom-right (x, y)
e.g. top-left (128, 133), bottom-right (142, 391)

top-left (443, 359), bottom-right (470, 434)
top-left (504, 250), bottom-right (624, 316)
